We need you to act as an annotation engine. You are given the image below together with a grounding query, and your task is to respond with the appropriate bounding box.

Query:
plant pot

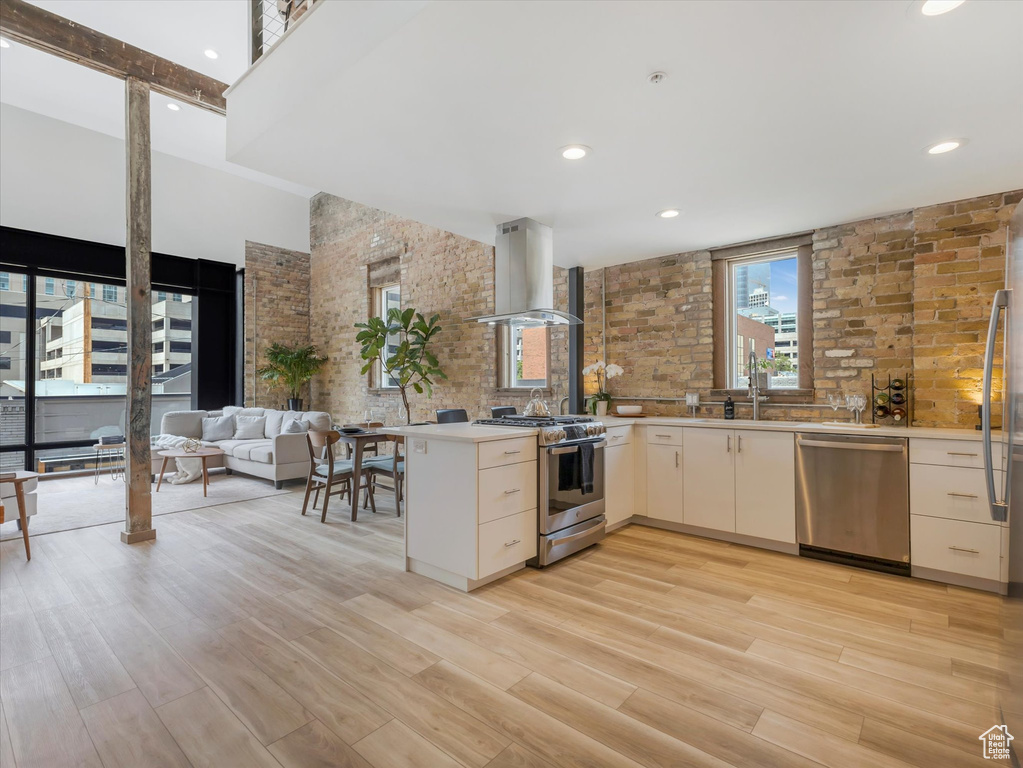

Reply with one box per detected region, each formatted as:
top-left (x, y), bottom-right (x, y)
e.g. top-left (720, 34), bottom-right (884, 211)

top-left (596, 400), bottom-right (609, 416)
top-left (286, 398), bottom-right (303, 411)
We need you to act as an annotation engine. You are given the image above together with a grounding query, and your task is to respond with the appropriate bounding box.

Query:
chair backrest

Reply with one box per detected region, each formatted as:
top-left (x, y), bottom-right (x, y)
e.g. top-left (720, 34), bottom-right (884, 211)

top-left (491, 406), bottom-right (517, 418)
top-left (307, 430), bottom-right (341, 469)
top-left (436, 408), bottom-right (469, 424)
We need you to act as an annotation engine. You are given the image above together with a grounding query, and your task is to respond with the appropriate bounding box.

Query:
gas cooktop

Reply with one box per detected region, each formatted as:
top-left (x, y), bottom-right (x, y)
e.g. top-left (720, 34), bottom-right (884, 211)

top-left (473, 415), bottom-right (605, 446)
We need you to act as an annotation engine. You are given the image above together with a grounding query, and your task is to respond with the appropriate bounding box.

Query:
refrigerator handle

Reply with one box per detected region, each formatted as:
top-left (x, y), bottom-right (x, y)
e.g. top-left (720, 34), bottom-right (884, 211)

top-left (983, 289), bottom-right (1010, 522)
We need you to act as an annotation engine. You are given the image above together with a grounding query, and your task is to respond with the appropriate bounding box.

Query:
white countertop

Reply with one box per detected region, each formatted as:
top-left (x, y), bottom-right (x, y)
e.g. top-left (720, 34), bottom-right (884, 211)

top-left (381, 423), bottom-right (539, 443)
top-left (598, 414), bottom-right (989, 441)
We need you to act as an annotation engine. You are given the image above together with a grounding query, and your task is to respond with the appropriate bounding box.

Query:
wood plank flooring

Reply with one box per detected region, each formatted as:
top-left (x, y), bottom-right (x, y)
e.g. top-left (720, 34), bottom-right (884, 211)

top-left (0, 488), bottom-right (1008, 767)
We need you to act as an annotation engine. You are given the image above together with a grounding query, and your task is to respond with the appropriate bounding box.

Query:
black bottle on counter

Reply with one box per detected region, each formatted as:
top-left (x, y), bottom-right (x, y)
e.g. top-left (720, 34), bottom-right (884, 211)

top-left (724, 395), bottom-right (735, 420)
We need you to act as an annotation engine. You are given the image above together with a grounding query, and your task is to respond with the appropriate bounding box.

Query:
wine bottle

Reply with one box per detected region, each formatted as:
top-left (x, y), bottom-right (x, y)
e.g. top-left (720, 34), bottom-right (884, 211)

top-left (891, 391), bottom-right (906, 405)
top-left (892, 407), bottom-right (906, 422)
top-left (891, 378), bottom-right (905, 390)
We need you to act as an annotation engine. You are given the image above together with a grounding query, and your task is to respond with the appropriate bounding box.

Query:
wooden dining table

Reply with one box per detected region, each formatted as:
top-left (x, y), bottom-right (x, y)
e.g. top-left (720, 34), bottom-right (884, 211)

top-left (337, 425), bottom-right (391, 519)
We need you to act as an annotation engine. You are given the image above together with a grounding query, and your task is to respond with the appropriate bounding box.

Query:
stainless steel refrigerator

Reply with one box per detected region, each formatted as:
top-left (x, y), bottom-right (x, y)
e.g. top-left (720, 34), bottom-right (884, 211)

top-left (985, 199), bottom-right (1022, 762)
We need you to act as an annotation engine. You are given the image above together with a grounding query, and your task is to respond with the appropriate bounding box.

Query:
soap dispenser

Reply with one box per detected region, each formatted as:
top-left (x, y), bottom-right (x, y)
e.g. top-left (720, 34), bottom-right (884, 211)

top-left (724, 395), bottom-right (735, 420)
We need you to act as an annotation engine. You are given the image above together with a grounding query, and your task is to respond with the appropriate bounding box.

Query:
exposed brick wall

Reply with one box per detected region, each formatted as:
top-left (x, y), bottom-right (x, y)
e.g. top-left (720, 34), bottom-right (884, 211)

top-left (253, 188), bottom-right (1019, 429)
top-left (308, 194), bottom-right (569, 425)
top-left (244, 241), bottom-right (311, 408)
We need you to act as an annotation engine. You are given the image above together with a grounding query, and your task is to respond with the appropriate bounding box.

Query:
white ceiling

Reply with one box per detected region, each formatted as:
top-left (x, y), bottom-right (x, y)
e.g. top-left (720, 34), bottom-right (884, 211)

top-left (226, 0), bottom-right (1023, 268)
top-left (0, 0), bottom-right (315, 197)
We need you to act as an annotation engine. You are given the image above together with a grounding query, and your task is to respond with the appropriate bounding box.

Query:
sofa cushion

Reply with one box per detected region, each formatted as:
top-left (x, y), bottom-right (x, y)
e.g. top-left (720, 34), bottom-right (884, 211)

top-left (202, 415), bottom-right (235, 442)
top-left (209, 439), bottom-right (244, 457)
top-left (161, 410), bottom-right (207, 439)
top-left (264, 409), bottom-right (285, 438)
top-left (284, 410), bottom-right (331, 432)
top-left (234, 415), bottom-right (266, 440)
top-left (224, 406), bottom-right (266, 419)
top-left (282, 417), bottom-right (310, 434)
top-left (231, 439), bottom-right (273, 462)
top-left (247, 443), bottom-right (274, 464)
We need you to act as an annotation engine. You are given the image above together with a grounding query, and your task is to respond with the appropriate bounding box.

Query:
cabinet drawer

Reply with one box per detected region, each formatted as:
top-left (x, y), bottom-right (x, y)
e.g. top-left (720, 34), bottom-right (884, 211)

top-left (910, 438), bottom-right (1000, 470)
top-left (478, 436), bottom-right (537, 470)
top-left (606, 426), bottom-right (632, 446)
top-left (478, 511), bottom-right (537, 578)
top-left (911, 515), bottom-right (1001, 581)
top-left (910, 464), bottom-right (1004, 525)
top-left (646, 426), bottom-right (685, 447)
top-left (478, 462), bottom-right (537, 524)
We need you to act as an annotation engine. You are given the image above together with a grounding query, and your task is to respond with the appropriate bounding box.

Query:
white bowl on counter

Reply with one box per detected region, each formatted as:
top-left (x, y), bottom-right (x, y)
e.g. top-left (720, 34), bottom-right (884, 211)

top-left (616, 405), bottom-right (643, 415)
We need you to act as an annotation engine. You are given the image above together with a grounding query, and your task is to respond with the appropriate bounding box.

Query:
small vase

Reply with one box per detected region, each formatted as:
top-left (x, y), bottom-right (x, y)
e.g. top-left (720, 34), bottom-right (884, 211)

top-left (596, 400), bottom-right (608, 416)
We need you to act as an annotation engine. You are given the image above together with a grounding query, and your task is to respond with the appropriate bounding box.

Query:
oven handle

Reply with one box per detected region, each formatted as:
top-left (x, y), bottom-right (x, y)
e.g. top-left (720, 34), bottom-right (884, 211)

top-left (549, 440), bottom-right (607, 455)
top-left (548, 522), bottom-right (605, 547)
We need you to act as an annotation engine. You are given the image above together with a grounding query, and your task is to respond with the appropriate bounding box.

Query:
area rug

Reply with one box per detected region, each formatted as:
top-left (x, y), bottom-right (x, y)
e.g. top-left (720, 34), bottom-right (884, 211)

top-left (0, 470), bottom-right (293, 540)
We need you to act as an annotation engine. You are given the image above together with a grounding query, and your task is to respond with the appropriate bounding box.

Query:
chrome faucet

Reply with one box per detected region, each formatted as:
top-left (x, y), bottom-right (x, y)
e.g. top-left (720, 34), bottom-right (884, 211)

top-left (560, 396), bottom-right (570, 415)
top-left (747, 343), bottom-right (767, 420)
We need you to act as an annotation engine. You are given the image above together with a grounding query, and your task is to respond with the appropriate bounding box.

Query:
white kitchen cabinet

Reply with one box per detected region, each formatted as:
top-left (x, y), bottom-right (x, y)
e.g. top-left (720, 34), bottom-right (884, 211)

top-left (646, 443), bottom-right (683, 523)
top-left (605, 440), bottom-right (635, 527)
top-left (734, 429), bottom-right (796, 543)
top-left (682, 427), bottom-right (736, 532)
top-left (911, 515), bottom-right (1002, 582)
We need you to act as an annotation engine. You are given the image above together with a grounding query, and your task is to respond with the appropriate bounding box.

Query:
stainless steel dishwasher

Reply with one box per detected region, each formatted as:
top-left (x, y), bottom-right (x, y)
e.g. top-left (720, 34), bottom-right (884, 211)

top-left (795, 432), bottom-right (910, 574)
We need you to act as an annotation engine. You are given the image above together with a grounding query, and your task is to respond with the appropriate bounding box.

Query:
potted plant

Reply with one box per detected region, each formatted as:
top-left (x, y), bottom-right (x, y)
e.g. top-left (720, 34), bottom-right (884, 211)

top-left (356, 308), bottom-right (447, 424)
top-left (582, 361), bottom-right (624, 415)
top-left (256, 343), bottom-right (328, 411)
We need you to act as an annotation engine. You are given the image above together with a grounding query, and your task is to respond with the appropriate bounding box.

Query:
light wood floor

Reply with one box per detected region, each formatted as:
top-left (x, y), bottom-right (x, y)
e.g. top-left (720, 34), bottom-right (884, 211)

top-left (0, 489), bottom-right (1006, 768)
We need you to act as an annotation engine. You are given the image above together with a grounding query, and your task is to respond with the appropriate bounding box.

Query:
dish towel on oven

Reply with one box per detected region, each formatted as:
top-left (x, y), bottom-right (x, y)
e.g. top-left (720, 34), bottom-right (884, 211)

top-left (557, 426), bottom-right (595, 495)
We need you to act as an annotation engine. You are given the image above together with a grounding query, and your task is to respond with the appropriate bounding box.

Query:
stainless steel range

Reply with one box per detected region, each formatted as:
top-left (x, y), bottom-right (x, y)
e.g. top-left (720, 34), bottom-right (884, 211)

top-left (474, 415), bottom-right (607, 565)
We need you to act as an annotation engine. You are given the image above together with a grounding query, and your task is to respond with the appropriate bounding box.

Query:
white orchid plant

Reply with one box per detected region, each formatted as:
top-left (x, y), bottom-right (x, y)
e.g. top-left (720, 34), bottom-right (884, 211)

top-left (582, 360), bottom-right (624, 413)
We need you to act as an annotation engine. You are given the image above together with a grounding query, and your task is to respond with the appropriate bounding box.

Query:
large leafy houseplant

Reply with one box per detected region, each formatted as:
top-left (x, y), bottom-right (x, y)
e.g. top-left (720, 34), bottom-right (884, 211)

top-left (356, 308), bottom-right (446, 424)
top-left (256, 343), bottom-right (328, 410)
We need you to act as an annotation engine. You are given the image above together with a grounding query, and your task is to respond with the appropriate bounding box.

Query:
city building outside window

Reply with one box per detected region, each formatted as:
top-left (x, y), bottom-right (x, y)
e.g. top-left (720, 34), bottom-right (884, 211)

top-left (44, 277), bottom-right (55, 295)
top-left (102, 284), bottom-right (118, 302)
top-left (728, 251), bottom-right (799, 390)
top-left (0, 273), bottom-right (8, 291)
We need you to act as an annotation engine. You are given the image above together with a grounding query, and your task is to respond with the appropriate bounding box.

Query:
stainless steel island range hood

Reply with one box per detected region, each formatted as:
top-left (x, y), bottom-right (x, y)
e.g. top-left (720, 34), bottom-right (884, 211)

top-left (473, 217), bottom-right (581, 326)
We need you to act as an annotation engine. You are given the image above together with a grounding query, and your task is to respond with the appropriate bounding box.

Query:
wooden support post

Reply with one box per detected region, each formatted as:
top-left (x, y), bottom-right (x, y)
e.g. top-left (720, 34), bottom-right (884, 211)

top-left (122, 76), bottom-right (156, 545)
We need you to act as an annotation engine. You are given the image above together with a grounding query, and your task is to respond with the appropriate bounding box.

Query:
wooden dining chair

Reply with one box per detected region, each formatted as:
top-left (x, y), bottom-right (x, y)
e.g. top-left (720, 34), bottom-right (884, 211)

top-left (302, 430), bottom-right (376, 522)
top-left (366, 435), bottom-right (405, 516)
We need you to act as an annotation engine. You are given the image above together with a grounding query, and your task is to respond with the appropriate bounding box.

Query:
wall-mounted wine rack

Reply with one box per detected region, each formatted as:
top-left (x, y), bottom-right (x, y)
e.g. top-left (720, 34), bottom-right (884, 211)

top-left (871, 373), bottom-right (911, 427)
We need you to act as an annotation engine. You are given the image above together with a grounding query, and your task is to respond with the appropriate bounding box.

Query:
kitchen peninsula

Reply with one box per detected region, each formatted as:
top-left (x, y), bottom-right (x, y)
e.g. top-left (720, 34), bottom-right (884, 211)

top-left (387, 416), bottom-right (1008, 595)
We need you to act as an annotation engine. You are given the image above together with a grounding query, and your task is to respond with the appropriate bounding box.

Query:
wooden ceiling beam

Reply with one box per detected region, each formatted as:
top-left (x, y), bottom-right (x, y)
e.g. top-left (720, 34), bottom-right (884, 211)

top-left (0, 0), bottom-right (228, 115)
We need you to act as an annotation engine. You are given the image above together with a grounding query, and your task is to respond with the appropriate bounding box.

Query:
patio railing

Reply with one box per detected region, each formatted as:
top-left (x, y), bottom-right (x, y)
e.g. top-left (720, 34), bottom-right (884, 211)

top-left (251, 0), bottom-right (321, 63)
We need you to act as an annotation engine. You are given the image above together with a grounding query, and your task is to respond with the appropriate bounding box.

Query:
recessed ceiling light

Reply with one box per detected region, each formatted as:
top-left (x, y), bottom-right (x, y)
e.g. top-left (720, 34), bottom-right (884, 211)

top-left (560, 145), bottom-right (590, 160)
top-left (921, 0), bottom-right (965, 16)
top-left (926, 139), bottom-right (962, 154)
top-left (657, 209), bottom-right (680, 219)
top-left (204, 48), bottom-right (219, 59)
top-left (0, 38), bottom-right (11, 49)
top-left (167, 103), bottom-right (181, 112)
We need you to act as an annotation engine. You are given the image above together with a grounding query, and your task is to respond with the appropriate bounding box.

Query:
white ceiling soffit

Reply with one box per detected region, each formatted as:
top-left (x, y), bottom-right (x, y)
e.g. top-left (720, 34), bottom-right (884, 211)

top-left (0, 0), bottom-right (315, 198)
top-left (226, 0), bottom-right (1023, 268)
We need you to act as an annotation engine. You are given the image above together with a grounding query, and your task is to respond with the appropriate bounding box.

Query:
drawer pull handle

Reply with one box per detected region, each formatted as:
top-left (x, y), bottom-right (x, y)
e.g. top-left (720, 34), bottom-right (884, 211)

top-left (503, 488), bottom-right (521, 495)
top-left (655, 434), bottom-right (671, 438)
top-left (675, 451), bottom-right (680, 468)
top-left (504, 539), bottom-right (521, 548)
top-left (503, 450), bottom-right (521, 455)
top-left (947, 452), bottom-right (978, 457)
top-left (947, 492), bottom-right (978, 499)
top-left (948, 546), bottom-right (980, 554)
top-left (727, 435), bottom-right (732, 453)
top-left (611, 435), bottom-right (622, 440)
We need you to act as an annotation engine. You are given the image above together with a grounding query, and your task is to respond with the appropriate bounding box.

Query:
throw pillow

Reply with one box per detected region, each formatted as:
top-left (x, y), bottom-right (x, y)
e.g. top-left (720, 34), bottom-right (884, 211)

top-left (282, 418), bottom-right (310, 434)
top-left (201, 415), bottom-right (235, 442)
top-left (263, 409), bottom-right (285, 438)
top-left (235, 415), bottom-right (267, 440)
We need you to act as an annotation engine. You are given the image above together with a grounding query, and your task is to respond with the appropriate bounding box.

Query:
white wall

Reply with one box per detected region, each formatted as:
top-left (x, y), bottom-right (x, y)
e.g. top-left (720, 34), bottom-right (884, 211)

top-left (0, 104), bottom-right (310, 266)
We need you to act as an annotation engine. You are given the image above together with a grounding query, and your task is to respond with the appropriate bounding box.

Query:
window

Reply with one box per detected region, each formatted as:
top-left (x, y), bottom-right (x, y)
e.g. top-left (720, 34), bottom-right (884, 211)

top-left (727, 251), bottom-right (799, 390)
top-left (102, 285), bottom-right (118, 302)
top-left (0, 331), bottom-right (9, 344)
top-left (153, 342), bottom-right (165, 353)
top-left (0, 273), bottom-right (8, 291)
top-left (22, 275), bottom-right (28, 292)
top-left (152, 319), bottom-right (165, 332)
top-left (498, 323), bottom-right (550, 389)
top-left (0, 356), bottom-right (10, 370)
top-left (374, 283), bottom-right (401, 388)
top-left (171, 293), bottom-right (183, 302)
top-left (169, 318), bottom-right (191, 331)
top-left (64, 281), bottom-right (76, 298)
top-left (92, 317), bottom-right (127, 331)
top-left (155, 291), bottom-right (167, 302)
top-left (92, 341), bottom-right (123, 352)
top-left (91, 364), bottom-right (127, 376)
top-left (44, 277), bottom-right (55, 295)
top-left (169, 341), bottom-right (191, 353)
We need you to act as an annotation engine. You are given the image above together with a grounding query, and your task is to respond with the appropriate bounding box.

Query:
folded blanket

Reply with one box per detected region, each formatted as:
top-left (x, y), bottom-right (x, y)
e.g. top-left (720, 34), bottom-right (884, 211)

top-left (151, 434), bottom-right (210, 485)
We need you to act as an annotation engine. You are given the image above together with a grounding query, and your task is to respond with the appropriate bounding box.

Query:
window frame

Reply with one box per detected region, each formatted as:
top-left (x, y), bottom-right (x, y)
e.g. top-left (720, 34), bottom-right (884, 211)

top-left (496, 322), bottom-right (552, 390)
top-left (712, 241), bottom-right (813, 396)
top-left (372, 282), bottom-right (401, 389)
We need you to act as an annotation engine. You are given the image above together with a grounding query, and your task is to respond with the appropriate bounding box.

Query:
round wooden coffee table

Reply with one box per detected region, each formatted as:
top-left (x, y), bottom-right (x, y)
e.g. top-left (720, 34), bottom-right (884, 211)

top-left (155, 448), bottom-right (225, 497)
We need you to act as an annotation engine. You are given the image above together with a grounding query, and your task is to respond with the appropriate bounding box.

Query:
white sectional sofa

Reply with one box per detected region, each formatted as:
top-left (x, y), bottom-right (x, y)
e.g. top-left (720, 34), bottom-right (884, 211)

top-left (156, 406), bottom-right (332, 488)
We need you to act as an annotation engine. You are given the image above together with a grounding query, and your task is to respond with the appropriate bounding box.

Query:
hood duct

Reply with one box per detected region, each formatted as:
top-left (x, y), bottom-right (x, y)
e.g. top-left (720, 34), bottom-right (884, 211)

top-left (473, 217), bottom-right (581, 326)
